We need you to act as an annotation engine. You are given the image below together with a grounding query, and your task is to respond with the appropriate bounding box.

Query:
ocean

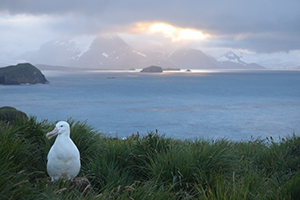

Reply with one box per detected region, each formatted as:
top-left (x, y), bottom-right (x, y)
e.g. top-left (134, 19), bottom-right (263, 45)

top-left (1, 70), bottom-right (300, 141)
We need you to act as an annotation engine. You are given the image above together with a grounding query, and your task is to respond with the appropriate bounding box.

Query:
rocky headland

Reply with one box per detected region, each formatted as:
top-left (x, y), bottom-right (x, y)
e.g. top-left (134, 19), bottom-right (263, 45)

top-left (0, 63), bottom-right (48, 85)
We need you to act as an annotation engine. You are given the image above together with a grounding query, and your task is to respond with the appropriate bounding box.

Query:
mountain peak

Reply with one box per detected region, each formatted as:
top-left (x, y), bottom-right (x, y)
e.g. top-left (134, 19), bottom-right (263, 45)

top-left (166, 48), bottom-right (220, 69)
top-left (91, 34), bottom-right (130, 50)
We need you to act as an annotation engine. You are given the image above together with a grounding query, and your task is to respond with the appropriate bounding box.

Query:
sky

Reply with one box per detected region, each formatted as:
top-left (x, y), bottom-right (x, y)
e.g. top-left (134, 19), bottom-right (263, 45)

top-left (0, 0), bottom-right (300, 68)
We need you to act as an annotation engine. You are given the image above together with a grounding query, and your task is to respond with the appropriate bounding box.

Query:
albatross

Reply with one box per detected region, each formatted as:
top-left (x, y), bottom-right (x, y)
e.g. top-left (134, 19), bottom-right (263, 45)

top-left (46, 121), bottom-right (81, 181)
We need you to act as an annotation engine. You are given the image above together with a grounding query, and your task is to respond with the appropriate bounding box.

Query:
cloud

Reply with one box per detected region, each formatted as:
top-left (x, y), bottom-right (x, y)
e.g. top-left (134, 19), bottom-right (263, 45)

top-left (0, 0), bottom-right (111, 15)
top-left (0, 0), bottom-right (300, 54)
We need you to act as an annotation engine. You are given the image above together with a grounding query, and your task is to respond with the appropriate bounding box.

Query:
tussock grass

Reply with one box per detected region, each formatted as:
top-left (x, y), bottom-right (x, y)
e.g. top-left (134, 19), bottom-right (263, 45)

top-left (0, 117), bottom-right (299, 199)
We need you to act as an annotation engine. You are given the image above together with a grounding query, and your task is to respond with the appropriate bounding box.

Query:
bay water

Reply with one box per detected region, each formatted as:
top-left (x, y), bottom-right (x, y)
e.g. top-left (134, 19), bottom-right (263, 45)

top-left (1, 70), bottom-right (299, 141)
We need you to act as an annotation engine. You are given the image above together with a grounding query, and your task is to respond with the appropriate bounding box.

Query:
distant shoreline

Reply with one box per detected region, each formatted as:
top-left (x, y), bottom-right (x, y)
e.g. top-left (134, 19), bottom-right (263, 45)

top-left (41, 68), bottom-right (300, 76)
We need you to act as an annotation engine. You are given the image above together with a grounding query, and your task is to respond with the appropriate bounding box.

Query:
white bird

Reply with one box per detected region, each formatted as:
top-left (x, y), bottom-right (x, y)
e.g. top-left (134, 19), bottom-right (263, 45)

top-left (46, 121), bottom-right (81, 181)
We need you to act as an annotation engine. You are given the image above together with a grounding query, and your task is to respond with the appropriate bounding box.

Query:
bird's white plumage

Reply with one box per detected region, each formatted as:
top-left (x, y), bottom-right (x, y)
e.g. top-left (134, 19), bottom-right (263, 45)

top-left (46, 121), bottom-right (81, 181)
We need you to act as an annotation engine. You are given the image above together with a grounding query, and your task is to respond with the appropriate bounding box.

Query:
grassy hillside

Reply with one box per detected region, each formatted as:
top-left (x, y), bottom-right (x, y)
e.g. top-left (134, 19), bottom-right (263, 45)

top-left (1, 117), bottom-right (299, 199)
top-left (0, 106), bottom-right (28, 123)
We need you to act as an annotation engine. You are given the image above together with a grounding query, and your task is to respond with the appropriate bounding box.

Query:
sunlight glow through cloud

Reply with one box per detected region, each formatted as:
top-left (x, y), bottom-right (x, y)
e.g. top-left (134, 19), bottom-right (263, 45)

top-left (149, 22), bottom-right (210, 41)
top-left (131, 22), bottom-right (210, 42)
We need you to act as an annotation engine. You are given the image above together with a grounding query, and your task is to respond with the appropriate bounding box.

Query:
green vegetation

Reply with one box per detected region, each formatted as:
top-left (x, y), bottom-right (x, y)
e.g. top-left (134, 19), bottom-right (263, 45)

top-left (0, 106), bottom-right (28, 123)
top-left (1, 117), bottom-right (299, 199)
top-left (0, 63), bottom-right (48, 85)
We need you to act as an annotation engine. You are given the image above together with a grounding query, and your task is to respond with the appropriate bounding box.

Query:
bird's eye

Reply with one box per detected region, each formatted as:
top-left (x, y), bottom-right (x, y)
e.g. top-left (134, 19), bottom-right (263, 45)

top-left (60, 125), bottom-right (63, 127)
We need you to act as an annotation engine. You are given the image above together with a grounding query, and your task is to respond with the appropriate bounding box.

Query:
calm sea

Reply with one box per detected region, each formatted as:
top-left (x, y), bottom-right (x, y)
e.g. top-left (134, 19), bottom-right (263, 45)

top-left (1, 70), bottom-right (300, 141)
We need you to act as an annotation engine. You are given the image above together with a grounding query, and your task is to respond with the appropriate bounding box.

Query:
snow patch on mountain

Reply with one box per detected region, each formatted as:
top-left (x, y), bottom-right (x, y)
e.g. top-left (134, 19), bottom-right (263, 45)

top-left (70, 36), bottom-right (95, 60)
top-left (217, 51), bottom-right (246, 65)
top-left (132, 50), bottom-right (147, 57)
top-left (102, 53), bottom-right (109, 58)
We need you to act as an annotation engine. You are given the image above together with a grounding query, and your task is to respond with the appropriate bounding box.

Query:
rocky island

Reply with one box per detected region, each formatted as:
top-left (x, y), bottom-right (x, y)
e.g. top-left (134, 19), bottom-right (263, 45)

top-left (0, 63), bottom-right (48, 85)
top-left (140, 65), bottom-right (163, 73)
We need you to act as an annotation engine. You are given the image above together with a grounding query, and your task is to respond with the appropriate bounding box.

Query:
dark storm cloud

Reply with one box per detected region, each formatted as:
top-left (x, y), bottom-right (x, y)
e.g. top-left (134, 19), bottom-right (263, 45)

top-left (1, 0), bottom-right (299, 53)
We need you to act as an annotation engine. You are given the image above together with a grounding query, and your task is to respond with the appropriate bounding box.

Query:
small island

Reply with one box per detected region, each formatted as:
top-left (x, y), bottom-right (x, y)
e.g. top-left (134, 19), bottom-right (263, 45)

top-left (0, 63), bottom-right (48, 85)
top-left (140, 65), bottom-right (163, 73)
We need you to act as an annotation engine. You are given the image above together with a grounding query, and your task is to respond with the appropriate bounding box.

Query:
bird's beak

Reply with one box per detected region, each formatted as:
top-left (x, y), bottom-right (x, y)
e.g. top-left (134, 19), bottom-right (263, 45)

top-left (46, 127), bottom-right (59, 139)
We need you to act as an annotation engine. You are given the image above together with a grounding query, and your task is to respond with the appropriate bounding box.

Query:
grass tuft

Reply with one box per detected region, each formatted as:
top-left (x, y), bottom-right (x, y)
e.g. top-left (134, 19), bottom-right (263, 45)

top-left (1, 118), bottom-right (299, 199)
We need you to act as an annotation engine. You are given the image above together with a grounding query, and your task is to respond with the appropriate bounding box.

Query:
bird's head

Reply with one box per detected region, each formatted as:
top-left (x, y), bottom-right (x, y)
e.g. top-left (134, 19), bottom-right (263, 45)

top-left (46, 121), bottom-right (70, 139)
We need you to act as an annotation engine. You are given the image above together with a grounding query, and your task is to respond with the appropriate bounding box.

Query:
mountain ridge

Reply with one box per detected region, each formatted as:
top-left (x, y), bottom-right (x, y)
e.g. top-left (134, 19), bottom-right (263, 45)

top-left (18, 35), bottom-right (266, 70)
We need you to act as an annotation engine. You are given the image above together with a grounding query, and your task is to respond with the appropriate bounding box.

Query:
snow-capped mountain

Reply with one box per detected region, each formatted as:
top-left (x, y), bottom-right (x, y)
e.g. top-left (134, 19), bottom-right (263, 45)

top-left (18, 35), bottom-right (177, 69)
top-left (74, 35), bottom-right (149, 69)
top-left (16, 35), bottom-right (266, 70)
top-left (19, 39), bottom-right (83, 67)
top-left (217, 51), bottom-right (265, 69)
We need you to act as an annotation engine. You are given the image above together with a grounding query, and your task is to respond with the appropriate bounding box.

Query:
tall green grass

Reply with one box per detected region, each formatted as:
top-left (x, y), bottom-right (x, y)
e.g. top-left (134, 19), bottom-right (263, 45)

top-left (0, 117), bottom-right (299, 199)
